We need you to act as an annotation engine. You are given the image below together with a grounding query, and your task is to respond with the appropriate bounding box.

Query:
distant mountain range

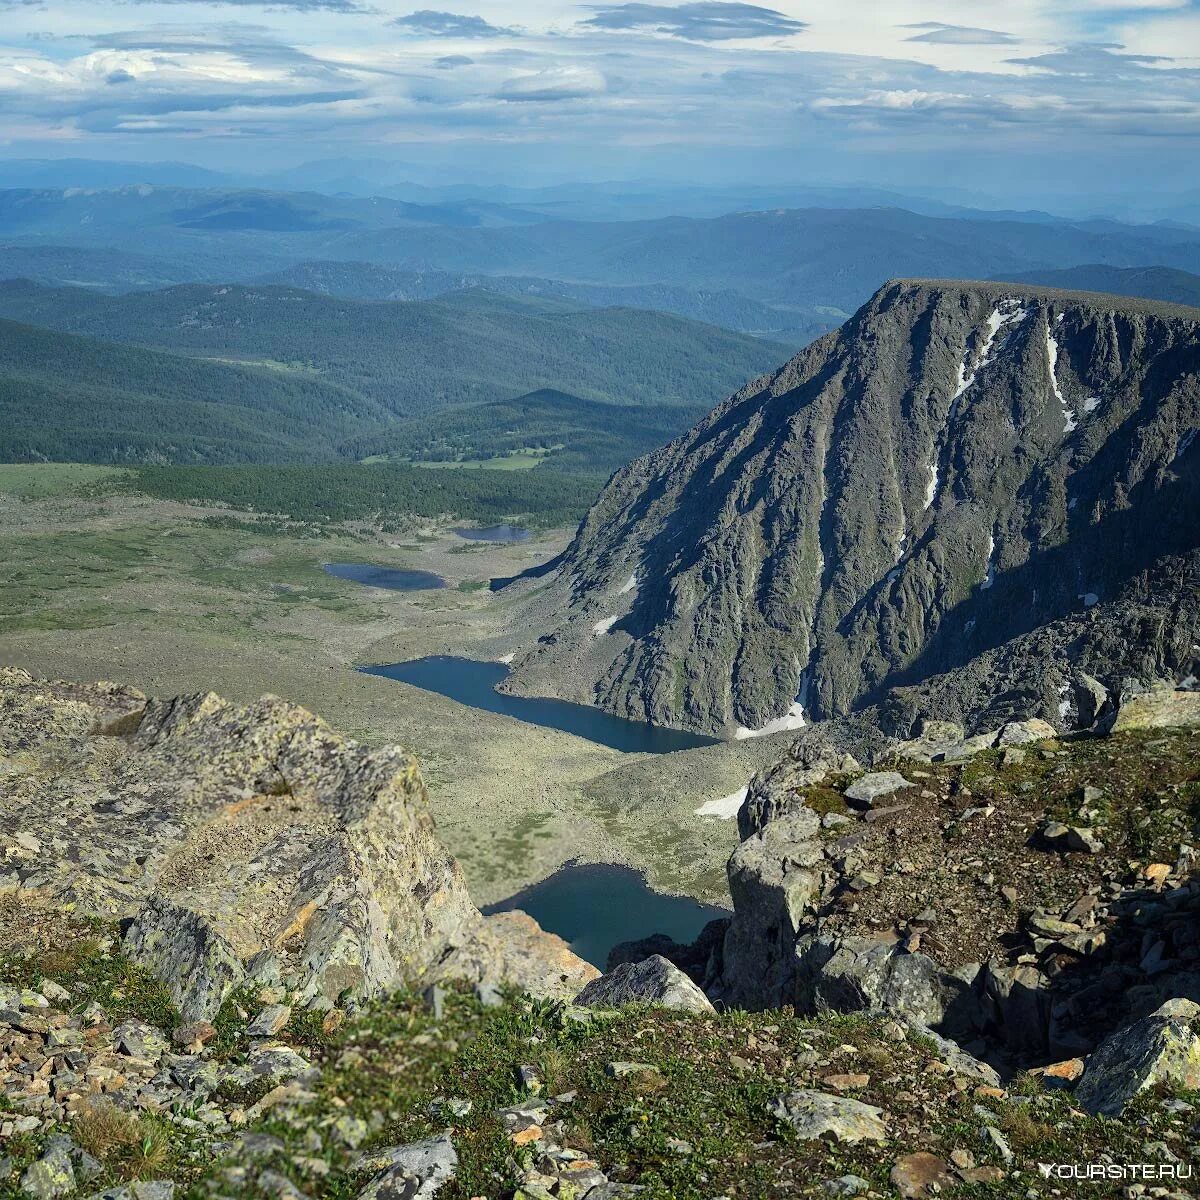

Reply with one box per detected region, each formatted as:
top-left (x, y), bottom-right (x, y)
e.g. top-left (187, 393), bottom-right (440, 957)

top-left (993, 264), bottom-right (1200, 310)
top-left (505, 280), bottom-right (1200, 738)
top-left (254, 261), bottom-right (833, 342)
top-left (4, 188), bottom-right (1200, 335)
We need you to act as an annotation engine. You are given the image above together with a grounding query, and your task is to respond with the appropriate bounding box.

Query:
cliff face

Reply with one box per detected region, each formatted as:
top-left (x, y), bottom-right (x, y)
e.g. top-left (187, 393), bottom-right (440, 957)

top-left (506, 280), bottom-right (1200, 737)
top-left (0, 668), bottom-right (596, 1018)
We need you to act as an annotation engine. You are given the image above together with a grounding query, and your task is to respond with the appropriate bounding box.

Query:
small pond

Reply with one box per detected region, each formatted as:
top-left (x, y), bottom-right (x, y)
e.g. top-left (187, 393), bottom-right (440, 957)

top-left (452, 524), bottom-right (531, 543)
top-left (483, 862), bottom-right (728, 969)
top-left (324, 563), bottom-right (446, 591)
top-left (361, 656), bottom-right (717, 754)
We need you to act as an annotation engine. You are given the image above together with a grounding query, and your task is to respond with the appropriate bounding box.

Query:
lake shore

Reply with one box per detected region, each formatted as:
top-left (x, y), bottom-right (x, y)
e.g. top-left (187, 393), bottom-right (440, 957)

top-left (0, 475), bottom-right (798, 907)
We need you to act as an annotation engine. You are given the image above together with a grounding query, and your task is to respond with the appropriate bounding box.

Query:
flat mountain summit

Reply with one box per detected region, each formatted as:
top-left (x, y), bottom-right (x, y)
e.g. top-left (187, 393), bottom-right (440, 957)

top-left (506, 279), bottom-right (1200, 737)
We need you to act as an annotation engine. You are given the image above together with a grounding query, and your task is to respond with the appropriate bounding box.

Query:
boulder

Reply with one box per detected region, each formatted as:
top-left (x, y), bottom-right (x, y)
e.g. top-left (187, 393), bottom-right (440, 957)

top-left (794, 937), bottom-right (984, 1043)
top-left (1074, 998), bottom-right (1200, 1116)
top-left (843, 772), bottom-right (912, 807)
top-left (995, 718), bottom-right (1057, 746)
top-left (352, 1135), bottom-right (457, 1199)
top-left (0, 674), bottom-right (595, 1016)
top-left (1074, 673), bottom-right (1114, 731)
top-left (1040, 822), bottom-right (1104, 855)
top-left (1112, 686), bottom-right (1200, 732)
top-left (768, 1090), bottom-right (887, 1143)
top-left (737, 735), bottom-right (862, 838)
top-left (891, 720), bottom-right (966, 763)
top-left (911, 1024), bottom-right (1001, 1087)
top-left (576, 955), bottom-right (715, 1014)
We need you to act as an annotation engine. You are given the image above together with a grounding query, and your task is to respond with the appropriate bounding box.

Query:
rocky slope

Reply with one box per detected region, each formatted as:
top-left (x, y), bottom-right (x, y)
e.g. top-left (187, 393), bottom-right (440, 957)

top-left (504, 280), bottom-right (1200, 738)
top-left (1, 670), bottom-right (1198, 1197)
top-left (605, 686), bottom-right (1200, 1077)
top-left (0, 667), bottom-right (596, 1018)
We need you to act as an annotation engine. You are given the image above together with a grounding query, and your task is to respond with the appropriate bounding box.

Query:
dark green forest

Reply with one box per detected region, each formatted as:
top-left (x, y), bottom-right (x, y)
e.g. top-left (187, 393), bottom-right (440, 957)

top-left (343, 389), bottom-right (708, 474)
top-left (0, 281), bottom-right (787, 418)
top-left (0, 319), bottom-right (386, 464)
top-left (131, 463), bottom-right (605, 528)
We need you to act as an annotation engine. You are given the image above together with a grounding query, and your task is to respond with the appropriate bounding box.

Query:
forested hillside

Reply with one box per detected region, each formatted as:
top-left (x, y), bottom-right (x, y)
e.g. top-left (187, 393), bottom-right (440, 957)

top-left (344, 389), bottom-right (712, 474)
top-left (0, 281), bottom-right (789, 416)
top-left (0, 319), bottom-right (385, 464)
top-left (131, 462), bottom-right (603, 528)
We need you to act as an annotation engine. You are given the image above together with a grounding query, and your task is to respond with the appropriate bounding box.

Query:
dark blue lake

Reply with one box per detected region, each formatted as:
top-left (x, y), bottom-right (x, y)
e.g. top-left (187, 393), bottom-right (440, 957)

top-left (452, 525), bottom-right (531, 543)
top-left (484, 861), bottom-right (727, 969)
top-left (361, 656), bottom-right (717, 754)
top-left (325, 563), bottom-right (446, 591)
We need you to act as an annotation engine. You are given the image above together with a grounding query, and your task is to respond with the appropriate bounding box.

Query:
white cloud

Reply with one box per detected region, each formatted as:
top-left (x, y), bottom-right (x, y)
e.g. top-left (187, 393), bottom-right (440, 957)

top-left (494, 64), bottom-right (605, 100)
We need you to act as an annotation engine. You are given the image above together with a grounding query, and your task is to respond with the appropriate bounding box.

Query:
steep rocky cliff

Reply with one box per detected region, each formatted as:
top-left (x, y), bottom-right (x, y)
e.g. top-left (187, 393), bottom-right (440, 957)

top-left (0, 668), bottom-right (596, 1018)
top-left (506, 280), bottom-right (1200, 737)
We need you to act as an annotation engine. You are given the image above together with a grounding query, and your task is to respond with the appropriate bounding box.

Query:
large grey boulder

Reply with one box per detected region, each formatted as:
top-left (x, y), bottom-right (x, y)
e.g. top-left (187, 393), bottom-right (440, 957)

top-left (794, 936), bottom-right (984, 1043)
top-left (1075, 998), bottom-right (1200, 1116)
top-left (843, 772), bottom-right (911, 807)
top-left (737, 733), bottom-right (863, 838)
top-left (769, 1091), bottom-right (888, 1144)
top-left (576, 955), bottom-right (715, 1014)
top-left (352, 1135), bottom-right (457, 1199)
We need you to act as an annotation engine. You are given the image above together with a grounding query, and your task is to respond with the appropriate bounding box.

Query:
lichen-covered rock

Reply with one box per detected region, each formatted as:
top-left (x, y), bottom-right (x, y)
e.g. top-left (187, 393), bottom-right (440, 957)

top-left (843, 772), bottom-right (912, 808)
top-left (1112, 686), bottom-right (1200, 732)
top-left (768, 1090), bottom-right (888, 1144)
top-left (794, 937), bottom-right (982, 1042)
top-left (1074, 998), bottom-right (1200, 1116)
top-left (0, 672), bottom-right (594, 1015)
top-left (737, 734), bottom-right (864, 838)
top-left (19, 1137), bottom-right (76, 1200)
top-left (576, 955), bottom-right (715, 1014)
top-left (351, 1135), bottom-right (457, 1199)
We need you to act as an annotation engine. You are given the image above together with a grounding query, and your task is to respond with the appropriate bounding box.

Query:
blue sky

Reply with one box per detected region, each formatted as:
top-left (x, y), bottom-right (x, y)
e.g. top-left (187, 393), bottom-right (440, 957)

top-left (1, 0), bottom-right (1199, 203)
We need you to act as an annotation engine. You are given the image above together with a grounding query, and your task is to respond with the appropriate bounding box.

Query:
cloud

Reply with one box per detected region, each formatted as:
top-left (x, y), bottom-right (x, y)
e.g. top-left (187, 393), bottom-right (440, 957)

top-left (1005, 43), bottom-right (1178, 75)
top-left (903, 23), bottom-right (1019, 46)
top-left (580, 1), bottom-right (805, 41)
top-left (106, 68), bottom-right (136, 83)
top-left (494, 65), bottom-right (606, 101)
top-left (123, 0), bottom-right (373, 9)
top-left (390, 10), bottom-right (517, 37)
top-left (433, 54), bottom-right (473, 67)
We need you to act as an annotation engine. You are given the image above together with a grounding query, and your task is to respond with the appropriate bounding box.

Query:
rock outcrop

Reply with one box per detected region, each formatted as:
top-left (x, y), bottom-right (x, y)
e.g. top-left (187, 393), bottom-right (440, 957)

top-left (1073, 998), bottom-right (1200, 1116)
top-left (505, 280), bottom-right (1200, 738)
top-left (666, 706), bottom-right (1200, 1075)
top-left (575, 955), bottom-right (715, 1014)
top-left (0, 668), bottom-right (596, 1016)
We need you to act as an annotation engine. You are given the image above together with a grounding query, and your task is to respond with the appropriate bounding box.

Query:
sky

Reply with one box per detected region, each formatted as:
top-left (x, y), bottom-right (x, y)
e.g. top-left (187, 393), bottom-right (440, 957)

top-left (1, 0), bottom-right (1199, 205)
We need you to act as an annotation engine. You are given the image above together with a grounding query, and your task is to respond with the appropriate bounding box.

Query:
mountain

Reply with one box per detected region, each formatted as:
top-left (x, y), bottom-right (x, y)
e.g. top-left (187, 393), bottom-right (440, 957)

top-left (255, 260), bottom-right (832, 341)
top-left (503, 280), bottom-right (1200, 737)
top-left (322, 207), bottom-right (1200, 314)
top-left (0, 244), bottom-right (199, 293)
top-left (994, 264), bottom-right (1200, 310)
top-left (342, 388), bottom-right (712, 475)
top-left (0, 280), bottom-right (790, 419)
top-left (0, 318), bottom-right (387, 464)
top-left (6, 189), bottom-right (1200, 323)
